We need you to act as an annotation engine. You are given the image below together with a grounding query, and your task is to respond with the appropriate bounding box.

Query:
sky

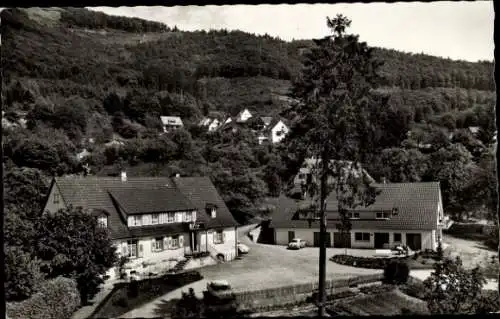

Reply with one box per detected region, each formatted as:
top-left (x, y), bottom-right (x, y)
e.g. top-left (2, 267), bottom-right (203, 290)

top-left (90, 1), bottom-right (495, 63)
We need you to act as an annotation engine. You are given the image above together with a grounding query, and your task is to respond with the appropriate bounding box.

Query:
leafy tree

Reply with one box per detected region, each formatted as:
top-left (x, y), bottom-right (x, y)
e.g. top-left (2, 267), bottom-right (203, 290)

top-left (3, 166), bottom-right (50, 215)
top-left (103, 92), bottom-right (124, 115)
top-left (282, 15), bottom-right (382, 316)
top-left (379, 148), bottom-right (428, 182)
top-left (35, 207), bottom-right (118, 304)
top-left (476, 104), bottom-right (496, 146)
top-left (423, 256), bottom-right (497, 314)
top-left (6, 276), bottom-right (81, 319)
top-left (4, 246), bottom-right (46, 302)
top-left (211, 165), bottom-right (268, 221)
top-left (461, 147), bottom-right (497, 221)
top-left (383, 260), bottom-right (410, 285)
top-left (425, 144), bottom-right (476, 220)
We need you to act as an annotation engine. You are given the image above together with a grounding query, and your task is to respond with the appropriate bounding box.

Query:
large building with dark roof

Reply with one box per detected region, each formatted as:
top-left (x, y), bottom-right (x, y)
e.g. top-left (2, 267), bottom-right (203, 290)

top-left (270, 181), bottom-right (447, 251)
top-left (42, 172), bottom-right (239, 275)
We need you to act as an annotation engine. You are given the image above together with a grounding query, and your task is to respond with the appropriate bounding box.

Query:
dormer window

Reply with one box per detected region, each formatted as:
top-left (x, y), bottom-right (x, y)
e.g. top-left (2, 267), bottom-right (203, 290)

top-left (97, 215), bottom-right (108, 228)
top-left (206, 204), bottom-right (217, 219)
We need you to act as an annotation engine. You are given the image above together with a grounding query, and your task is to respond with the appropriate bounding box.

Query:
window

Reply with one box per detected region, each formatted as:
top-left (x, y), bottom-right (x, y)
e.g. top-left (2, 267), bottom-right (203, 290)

top-left (133, 215), bottom-right (142, 226)
top-left (298, 173), bottom-right (305, 179)
top-left (184, 212), bottom-right (192, 222)
top-left (355, 232), bottom-right (370, 241)
top-left (393, 233), bottom-right (402, 242)
top-left (154, 237), bottom-right (164, 251)
top-left (97, 216), bottom-right (107, 228)
top-left (127, 240), bottom-right (138, 258)
top-left (152, 214), bottom-right (159, 225)
top-left (53, 192), bottom-right (60, 204)
top-left (171, 235), bottom-right (179, 248)
top-left (214, 231), bottom-right (224, 244)
top-left (206, 204), bottom-right (217, 218)
top-left (167, 212), bottom-right (175, 223)
top-left (376, 212), bottom-right (389, 219)
top-left (349, 212), bottom-right (360, 219)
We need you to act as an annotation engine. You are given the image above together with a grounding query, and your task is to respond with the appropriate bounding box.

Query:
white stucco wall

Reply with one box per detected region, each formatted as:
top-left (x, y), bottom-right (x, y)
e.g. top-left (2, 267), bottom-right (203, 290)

top-left (275, 228), bottom-right (436, 250)
top-left (271, 121), bottom-right (289, 144)
top-left (199, 227), bottom-right (237, 261)
top-left (114, 235), bottom-right (187, 263)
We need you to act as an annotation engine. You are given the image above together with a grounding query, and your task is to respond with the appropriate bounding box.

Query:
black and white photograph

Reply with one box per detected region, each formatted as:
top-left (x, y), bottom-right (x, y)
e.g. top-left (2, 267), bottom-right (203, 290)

top-left (1, 1), bottom-right (498, 318)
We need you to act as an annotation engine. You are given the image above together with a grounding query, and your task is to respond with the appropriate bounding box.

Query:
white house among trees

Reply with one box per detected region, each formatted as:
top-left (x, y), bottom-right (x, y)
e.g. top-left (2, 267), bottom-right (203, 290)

top-left (271, 178), bottom-right (447, 251)
top-left (42, 173), bottom-right (239, 277)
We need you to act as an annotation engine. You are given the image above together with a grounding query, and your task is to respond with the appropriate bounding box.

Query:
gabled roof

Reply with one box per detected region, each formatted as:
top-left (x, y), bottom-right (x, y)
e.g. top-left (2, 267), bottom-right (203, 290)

top-left (173, 177), bottom-right (239, 228)
top-left (261, 117), bottom-right (273, 126)
top-left (49, 176), bottom-right (237, 240)
top-left (270, 182), bottom-right (441, 231)
top-left (235, 109), bottom-right (252, 122)
top-left (263, 117), bottom-right (289, 133)
top-left (160, 116), bottom-right (184, 126)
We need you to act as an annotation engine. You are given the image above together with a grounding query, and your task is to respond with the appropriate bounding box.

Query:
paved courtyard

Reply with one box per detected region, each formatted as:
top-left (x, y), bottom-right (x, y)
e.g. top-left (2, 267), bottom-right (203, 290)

top-left (120, 234), bottom-right (381, 318)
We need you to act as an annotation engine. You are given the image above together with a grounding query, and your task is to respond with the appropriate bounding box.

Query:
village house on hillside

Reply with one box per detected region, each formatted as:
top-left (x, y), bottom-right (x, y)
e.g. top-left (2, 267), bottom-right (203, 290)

top-left (198, 115), bottom-right (223, 132)
top-left (42, 173), bottom-right (239, 278)
top-left (235, 108), bottom-right (253, 123)
top-left (269, 158), bottom-right (450, 251)
top-left (160, 116), bottom-right (184, 133)
top-left (257, 118), bottom-right (289, 144)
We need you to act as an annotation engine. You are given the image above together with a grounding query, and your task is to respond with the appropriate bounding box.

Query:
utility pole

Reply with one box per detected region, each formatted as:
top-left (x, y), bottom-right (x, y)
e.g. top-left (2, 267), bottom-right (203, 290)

top-left (317, 149), bottom-right (329, 317)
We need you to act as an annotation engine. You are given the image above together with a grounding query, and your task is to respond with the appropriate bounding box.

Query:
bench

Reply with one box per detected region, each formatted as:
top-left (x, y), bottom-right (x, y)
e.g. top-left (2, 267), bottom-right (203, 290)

top-left (374, 249), bottom-right (392, 258)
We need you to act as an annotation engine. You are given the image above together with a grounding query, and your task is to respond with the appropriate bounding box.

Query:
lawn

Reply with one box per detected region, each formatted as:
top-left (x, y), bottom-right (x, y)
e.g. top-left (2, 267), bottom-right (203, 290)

top-left (331, 288), bottom-right (429, 316)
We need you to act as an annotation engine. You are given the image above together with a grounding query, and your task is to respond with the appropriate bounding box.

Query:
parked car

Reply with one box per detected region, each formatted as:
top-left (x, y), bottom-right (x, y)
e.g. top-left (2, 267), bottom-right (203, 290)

top-left (237, 242), bottom-right (250, 254)
top-left (288, 238), bottom-right (307, 250)
top-left (206, 280), bottom-right (234, 299)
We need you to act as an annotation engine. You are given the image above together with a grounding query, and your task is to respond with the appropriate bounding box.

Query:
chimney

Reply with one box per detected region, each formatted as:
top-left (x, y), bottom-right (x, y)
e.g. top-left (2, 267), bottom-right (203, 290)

top-left (121, 171), bottom-right (127, 182)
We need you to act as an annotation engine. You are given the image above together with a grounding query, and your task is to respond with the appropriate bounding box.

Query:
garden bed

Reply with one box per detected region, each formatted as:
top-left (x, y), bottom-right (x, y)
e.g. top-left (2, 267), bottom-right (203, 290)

top-left (331, 252), bottom-right (438, 270)
top-left (91, 270), bottom-right (203, 318)
top-left (330, 289), bottom-right (430, 316)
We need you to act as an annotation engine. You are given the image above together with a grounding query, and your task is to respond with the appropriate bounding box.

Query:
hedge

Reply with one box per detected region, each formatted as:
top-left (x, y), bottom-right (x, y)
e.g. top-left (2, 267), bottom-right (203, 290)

top-left (331, 252), bottom-right (437, 270)
top-left (6, 277), bottom-right (81, 319)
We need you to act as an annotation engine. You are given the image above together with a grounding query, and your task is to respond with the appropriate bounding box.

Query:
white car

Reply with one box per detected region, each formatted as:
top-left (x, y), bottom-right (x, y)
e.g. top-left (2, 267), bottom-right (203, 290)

top-left (288, 238), bottom-right (307, 250)
top-left (206, 280), bottom-right (234, 299)
top-left (237, 242), bottom-right (250, 254)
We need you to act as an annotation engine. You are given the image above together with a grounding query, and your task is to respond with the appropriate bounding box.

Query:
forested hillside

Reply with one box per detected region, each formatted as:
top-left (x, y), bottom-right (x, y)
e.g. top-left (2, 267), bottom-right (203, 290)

top-left (2, 7), bottom-right (497, 225)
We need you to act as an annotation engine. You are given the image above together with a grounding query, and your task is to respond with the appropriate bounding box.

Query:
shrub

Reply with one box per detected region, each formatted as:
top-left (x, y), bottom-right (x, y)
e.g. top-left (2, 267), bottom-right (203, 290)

top-left (4, 246), bottom-right (45, 302)
top-left (128, 278), bottom-right (139, 298)
top-left (6, 277), bottom-right (81, 319)
top-left (383, 261), bottom-right (410, 285)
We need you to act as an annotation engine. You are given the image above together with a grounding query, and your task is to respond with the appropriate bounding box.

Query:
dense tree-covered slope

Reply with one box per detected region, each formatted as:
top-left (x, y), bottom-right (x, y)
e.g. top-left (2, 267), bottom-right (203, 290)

top-left (1, 7), bottom-right (496, 220)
